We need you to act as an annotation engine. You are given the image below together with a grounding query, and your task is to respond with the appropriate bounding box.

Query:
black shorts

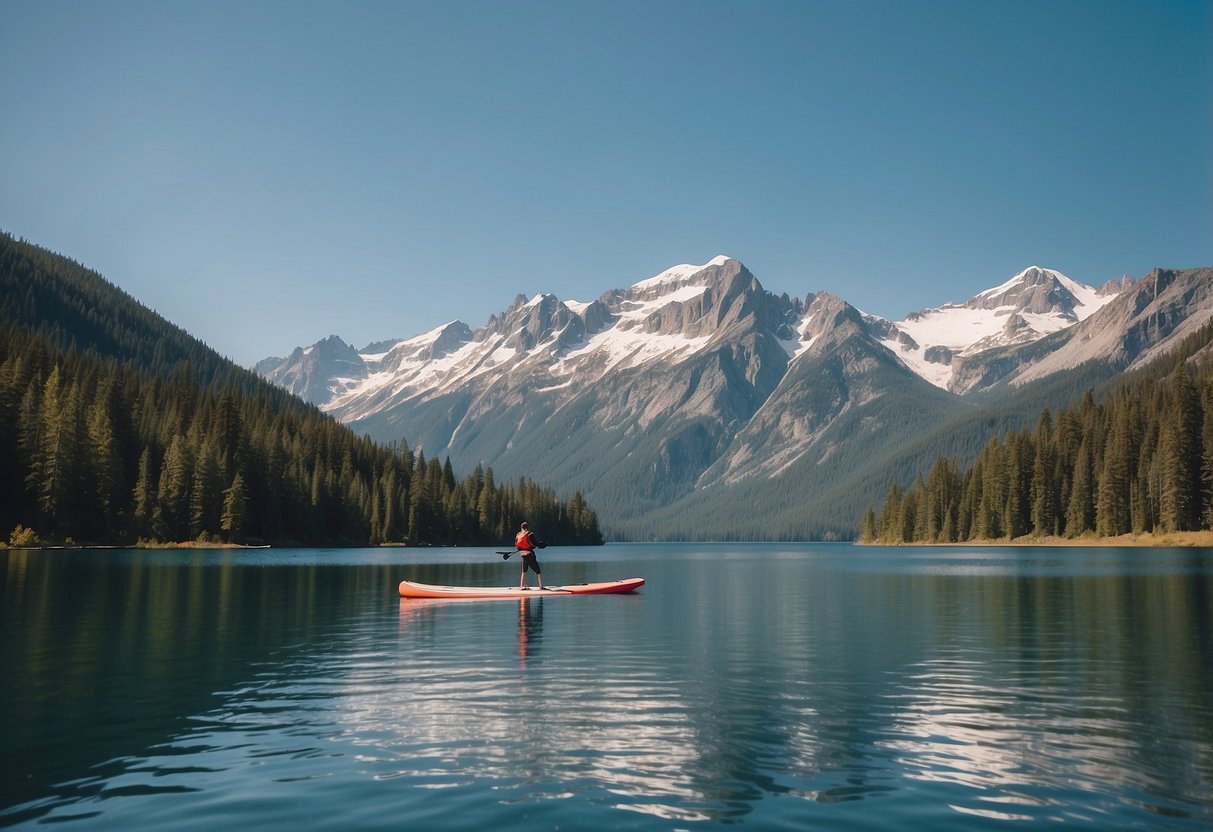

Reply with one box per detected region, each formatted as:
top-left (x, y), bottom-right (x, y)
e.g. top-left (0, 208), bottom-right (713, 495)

top-left (519, 553), bottom-right (541, 574)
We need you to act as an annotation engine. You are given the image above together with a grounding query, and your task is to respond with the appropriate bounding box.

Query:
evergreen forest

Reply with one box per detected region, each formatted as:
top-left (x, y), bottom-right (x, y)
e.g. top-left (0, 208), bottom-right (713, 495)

top-left (0, 232), bottom-right (603, 547)
top-left (862, 324), bottom-right (1213, 543)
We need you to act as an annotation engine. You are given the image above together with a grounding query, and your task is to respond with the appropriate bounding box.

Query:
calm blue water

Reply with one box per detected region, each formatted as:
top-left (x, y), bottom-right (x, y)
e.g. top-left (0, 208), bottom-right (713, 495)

top-left (1, 544), bottom-right (1211, 830)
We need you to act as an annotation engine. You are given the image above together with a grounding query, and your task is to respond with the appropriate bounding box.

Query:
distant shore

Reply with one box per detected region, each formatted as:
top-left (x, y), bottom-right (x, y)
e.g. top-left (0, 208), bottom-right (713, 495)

top-left (133, 541), bottom-right (272, 549)
top-left (864, 531), bottom-right (1213, 548)
top-left (1, 541), bottom-right (271, 551)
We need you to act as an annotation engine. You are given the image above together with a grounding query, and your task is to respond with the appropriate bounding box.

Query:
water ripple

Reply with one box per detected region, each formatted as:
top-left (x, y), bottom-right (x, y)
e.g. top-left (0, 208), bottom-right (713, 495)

top-left (3, 547), bottom-right (1211, 830)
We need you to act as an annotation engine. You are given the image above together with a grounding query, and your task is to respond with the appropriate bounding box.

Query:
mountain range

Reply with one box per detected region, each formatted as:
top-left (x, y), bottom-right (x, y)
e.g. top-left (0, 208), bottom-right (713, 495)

top-left (256, 259), bottom-right (1213, 539)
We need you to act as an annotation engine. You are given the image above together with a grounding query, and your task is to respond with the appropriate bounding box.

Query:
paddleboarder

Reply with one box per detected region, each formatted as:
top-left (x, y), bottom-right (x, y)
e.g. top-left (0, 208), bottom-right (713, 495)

top-left (515, 521), bottom-right (547, 591)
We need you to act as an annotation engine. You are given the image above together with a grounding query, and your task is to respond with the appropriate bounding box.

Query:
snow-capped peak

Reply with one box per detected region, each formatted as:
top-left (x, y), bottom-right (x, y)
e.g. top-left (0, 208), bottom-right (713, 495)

top-left (878, 266), bottom-right (1126, 390)
top-left (966, 265), bottom-right (1115, 322)
top-left (974, 265), bottom-right (1065, 300)
top-left (631, 255), bottom-right (732, 290)
top-left (403, 320), bottom-right (464, 347)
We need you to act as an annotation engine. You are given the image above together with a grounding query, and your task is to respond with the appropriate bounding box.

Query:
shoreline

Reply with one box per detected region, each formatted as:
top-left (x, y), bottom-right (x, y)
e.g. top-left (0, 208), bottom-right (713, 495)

top-left (9, 533), bottom-right (1213, 550)
top-left (1, 541), bottom-right (272, 551)
top-left (864, 531), bottom-right (1213, 548)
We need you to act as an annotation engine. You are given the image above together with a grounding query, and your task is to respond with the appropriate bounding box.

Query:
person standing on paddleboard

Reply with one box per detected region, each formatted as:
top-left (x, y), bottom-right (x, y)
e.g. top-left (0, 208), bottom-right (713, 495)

top-left (515, 521), bottom-right (547, 590)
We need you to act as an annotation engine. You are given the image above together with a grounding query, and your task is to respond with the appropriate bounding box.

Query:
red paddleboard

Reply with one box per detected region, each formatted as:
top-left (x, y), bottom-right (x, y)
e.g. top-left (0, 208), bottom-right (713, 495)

top-left (398, 577), bottom-right (644, 599)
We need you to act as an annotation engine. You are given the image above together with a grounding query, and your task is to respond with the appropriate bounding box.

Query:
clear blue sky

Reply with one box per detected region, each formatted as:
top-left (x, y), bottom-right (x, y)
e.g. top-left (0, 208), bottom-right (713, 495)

top-left (2, 0), bottom-right (1209, 366)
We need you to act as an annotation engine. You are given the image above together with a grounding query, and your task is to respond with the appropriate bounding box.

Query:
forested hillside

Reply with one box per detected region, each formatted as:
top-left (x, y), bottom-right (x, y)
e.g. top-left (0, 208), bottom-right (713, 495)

top-left (0, 232), bottom-right (603, 547)
top-left (863, 323), bottom-right (1213, 542)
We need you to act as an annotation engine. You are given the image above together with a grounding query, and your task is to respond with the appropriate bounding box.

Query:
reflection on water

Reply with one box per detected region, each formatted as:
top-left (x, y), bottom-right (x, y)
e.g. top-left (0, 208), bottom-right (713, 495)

top-left (1, 545), bottom-right (1211, 830)
top-left (518, 597), bottom-right (541, 666)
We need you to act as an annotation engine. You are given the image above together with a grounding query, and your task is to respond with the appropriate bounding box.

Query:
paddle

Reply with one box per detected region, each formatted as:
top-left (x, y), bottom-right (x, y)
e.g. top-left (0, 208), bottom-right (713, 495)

top-left (495, 541), bottom-right (546, 560)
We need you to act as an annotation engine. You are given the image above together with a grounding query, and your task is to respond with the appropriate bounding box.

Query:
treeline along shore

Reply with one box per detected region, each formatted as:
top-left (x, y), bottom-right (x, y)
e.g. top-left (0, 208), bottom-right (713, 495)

top-left (0, 232), bottom-right (603, 548)
top-left (862, 323), bottom-right (1213, 545)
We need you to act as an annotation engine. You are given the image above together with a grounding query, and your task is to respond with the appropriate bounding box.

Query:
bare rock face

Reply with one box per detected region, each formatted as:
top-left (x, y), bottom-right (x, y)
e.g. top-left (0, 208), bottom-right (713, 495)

top-left (948, 268), bottom-right (1213, 393)
top-left (1011, 267), bottom-right (1213, 385)
top-left (254, 335), bottom-right (367, 405)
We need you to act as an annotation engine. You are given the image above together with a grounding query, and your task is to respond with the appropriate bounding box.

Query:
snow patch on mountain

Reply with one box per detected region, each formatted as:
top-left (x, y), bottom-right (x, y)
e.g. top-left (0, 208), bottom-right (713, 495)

top-left (621, 283), bottom-right (710, 312)
top-left (878, 266), bottom-right (1123, 390)
top-left (554, 283), bottom-right (714, 375)
top-left (505, 266), bottom-right (732, 379)
top-left (780, 305), bottom-right (821, 359)
top-left (396, 321), bottom-right (464, 352)
top-left (881, 306), bottom-right (1015, 388)
top-left (559, 327), bottom-right (713, 376)
top-left (631, 255), bottom-right (731, 290)
top-left (358, 347), bottom-right (397, 363)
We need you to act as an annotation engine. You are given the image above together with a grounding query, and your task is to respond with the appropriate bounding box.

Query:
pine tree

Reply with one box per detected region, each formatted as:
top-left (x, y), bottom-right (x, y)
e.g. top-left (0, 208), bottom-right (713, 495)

top-left (1003, 431), bottom-right (1032, 539)
top-left (860, 506), bottom-right (877, 542)
top-left (899, 487), bottom-right (919, 542)
top-left (407, 459), bottom-right (430, 545)
top-left (1096, 402), bottom-right (1132, 537)
top-left (478, 467), bottom-right (497, 532)
top-left (191, 440), bottom-right (222, 538)
top-left (221, 472), bottom-right (249, 542)
top-left (132, 446), bottom-right (156, 538)
top-left (1158, 417), bottom-right (1185, 532)
top-left (154, 434), bottom-right (193, 541)
top-left (16, 376), bottom-right (43, 518)
top-left (877, 482), bottom-right (904, 542)
top-left (212, 387), bottom-right (243, 479)
top-left (1066, 438), bottom-right (1095, 536)
top-left (381, 468), bottom-right (399, 542)
top-left (1165, 366), bottom-right (1203, 530)
top-left (31, 368), bottom-right (85, 535)
top-left (978, 440), bottom-right (1006, 539)
top-left (957, 461), bottom-right (981, 541)
top-left (1030, 411), bottom-right (1058, 536)
top-left (369, 485), bottom-right (384, 544)
top-left (86, 384), bottom-right (124, 538)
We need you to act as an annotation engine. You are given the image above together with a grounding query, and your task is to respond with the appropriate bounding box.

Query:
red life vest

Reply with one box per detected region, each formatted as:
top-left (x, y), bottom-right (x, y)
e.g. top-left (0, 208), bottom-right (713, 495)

top-left (515, 530), bottom-right (534, 551)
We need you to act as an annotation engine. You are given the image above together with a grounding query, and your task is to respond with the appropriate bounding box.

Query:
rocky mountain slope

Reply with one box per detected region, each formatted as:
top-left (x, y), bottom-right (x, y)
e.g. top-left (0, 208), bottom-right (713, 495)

top-left (256, 259), bottom-right (1211, 538)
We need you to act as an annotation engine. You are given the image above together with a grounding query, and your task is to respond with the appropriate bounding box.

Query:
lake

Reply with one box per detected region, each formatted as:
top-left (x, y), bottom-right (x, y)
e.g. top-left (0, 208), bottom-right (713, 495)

top-left (1, 544), bottom-right (1211, 830)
